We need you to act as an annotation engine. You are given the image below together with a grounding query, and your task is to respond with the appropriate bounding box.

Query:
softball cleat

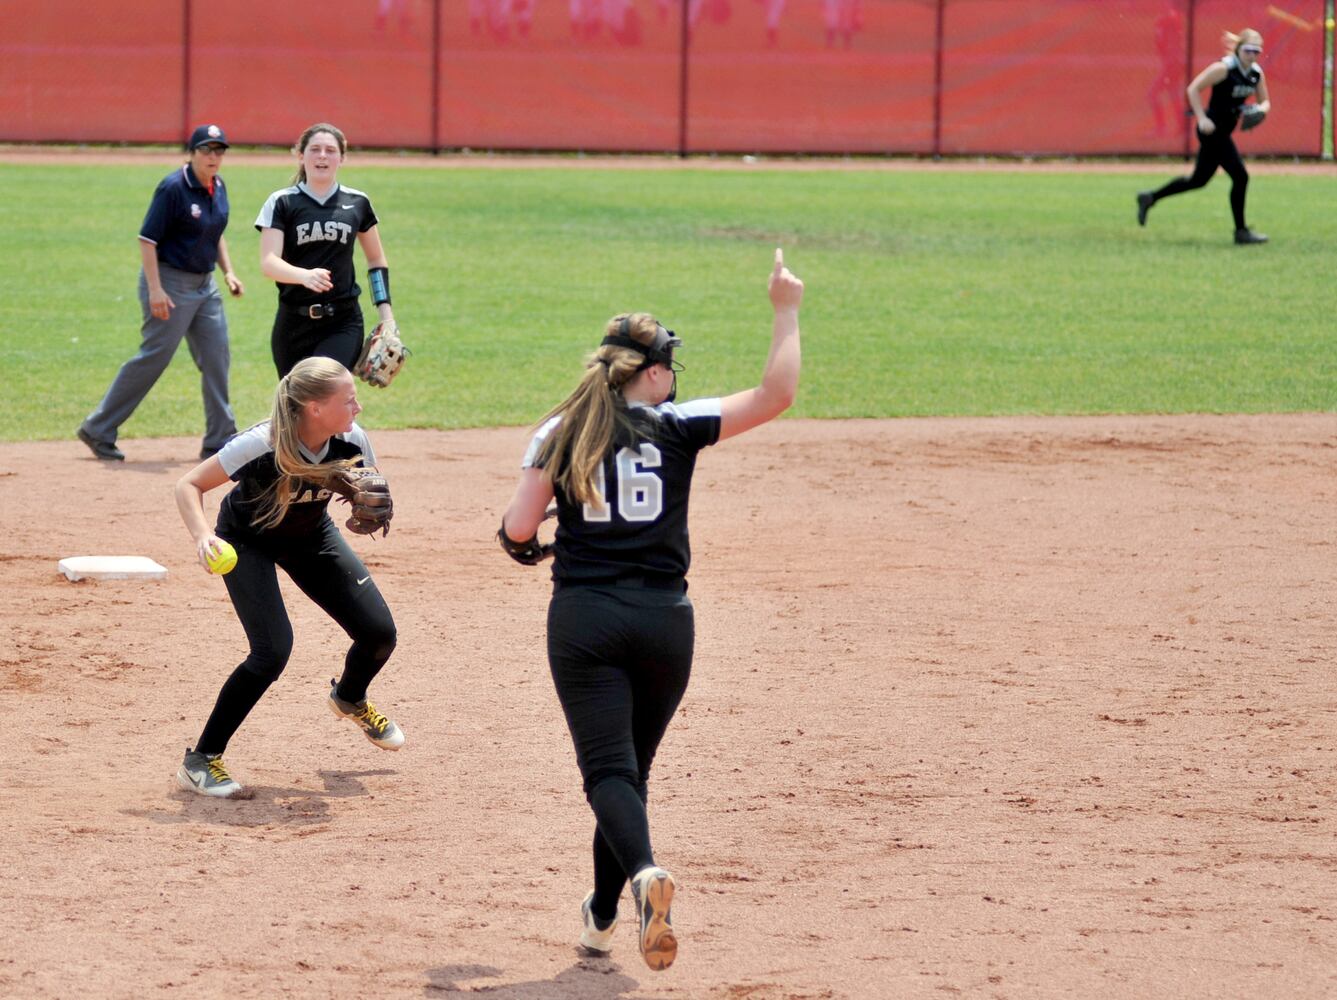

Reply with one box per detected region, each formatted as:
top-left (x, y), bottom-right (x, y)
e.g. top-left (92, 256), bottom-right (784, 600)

top-left (328, 680), bottom-right (405, 750)
top-left (176, 748), bottom-right (243, 798)
top-left (630, 866), bottom-right (677, 970)
top-left (579, 890), bottom-right (618, 955)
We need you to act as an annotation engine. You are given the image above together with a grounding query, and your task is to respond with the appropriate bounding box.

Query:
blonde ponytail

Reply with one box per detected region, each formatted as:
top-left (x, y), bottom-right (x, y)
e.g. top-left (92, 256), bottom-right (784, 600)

top-left (252, 357), bottom-right (357, 529)
top-left (1223, 28), bottom-right (1262, 56)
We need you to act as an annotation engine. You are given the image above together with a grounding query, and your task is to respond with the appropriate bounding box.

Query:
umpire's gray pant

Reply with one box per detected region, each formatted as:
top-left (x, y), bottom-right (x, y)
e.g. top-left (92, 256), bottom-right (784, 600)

top-left (83, 265), bottom-right (236, 450)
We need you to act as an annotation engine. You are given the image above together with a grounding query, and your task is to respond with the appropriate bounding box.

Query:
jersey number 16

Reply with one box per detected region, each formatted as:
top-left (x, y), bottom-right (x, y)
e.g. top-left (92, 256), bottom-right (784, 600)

top-left (583, 444), bottom-right (663, 523)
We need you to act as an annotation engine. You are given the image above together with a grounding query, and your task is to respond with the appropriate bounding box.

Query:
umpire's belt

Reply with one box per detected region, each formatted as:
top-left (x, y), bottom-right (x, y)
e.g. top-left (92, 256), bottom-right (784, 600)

top-left (296, 299), bottom-right (353, 319)
top-left (554, 574), bottom-right (686, 593)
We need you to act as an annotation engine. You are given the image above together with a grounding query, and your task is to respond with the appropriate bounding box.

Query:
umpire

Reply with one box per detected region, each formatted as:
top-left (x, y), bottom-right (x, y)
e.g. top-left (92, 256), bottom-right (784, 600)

top-left (78, 124), bottom-right (243, 462)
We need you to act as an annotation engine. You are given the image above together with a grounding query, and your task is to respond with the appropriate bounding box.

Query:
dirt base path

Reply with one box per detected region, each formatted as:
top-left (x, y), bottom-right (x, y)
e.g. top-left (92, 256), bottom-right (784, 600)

top-left (2, 414), bottom-right (1334, 999)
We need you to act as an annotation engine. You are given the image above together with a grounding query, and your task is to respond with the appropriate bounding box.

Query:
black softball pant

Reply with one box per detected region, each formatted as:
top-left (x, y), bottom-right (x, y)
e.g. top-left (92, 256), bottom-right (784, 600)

top-left (270, 303), bottom-right (364, 377)
top-left (546, 584), bottom-right (695, 922)
top-left (1151, 127), bottom-right (1250, 230)
top-left (194, 517), bottom-right (397, 755)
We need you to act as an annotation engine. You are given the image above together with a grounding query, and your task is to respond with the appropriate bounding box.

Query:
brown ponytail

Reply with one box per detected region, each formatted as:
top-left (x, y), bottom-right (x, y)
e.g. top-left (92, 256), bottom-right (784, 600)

top-left (532, 313), bottom-right (663, 508)
top-left (291, 122), bottom-right (347, 185)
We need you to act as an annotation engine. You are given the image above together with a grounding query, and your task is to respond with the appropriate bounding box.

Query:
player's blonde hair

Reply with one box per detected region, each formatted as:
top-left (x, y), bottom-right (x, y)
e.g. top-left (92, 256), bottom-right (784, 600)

top-left (532, 313), bottom-right (664, 508)
top-left (1223, 28), bottom-right (1262, 56)
top-left (291, 122), bottom-right (347, 184)
top-left (252, 357), bottom-right (357, 530)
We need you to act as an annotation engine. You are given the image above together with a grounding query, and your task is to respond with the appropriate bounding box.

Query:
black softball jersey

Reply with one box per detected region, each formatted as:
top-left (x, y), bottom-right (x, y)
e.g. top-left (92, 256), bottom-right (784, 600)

top-left (254, 183), bottom-right (378, 311)
top-left (215, 421), bottom-right (377, 543)
top-left (524, 398), bottom-right (723, 584)
top-left (1207, 55), bottom-right (1263, 131)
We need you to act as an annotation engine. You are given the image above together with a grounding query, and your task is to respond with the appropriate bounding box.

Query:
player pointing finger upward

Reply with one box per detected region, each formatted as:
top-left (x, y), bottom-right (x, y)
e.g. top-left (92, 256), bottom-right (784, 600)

top-left (498, 247), bottom-right (803, 970)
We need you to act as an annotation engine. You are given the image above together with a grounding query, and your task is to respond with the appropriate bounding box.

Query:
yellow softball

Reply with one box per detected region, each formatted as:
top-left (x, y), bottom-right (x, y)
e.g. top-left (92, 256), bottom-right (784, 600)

top-left (206, 540), bottom-right (237, 575)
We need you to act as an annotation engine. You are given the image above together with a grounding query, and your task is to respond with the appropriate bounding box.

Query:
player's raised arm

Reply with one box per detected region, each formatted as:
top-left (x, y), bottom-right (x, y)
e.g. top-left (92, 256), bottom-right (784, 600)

top-left (717, 248), bottom-right (803, 442)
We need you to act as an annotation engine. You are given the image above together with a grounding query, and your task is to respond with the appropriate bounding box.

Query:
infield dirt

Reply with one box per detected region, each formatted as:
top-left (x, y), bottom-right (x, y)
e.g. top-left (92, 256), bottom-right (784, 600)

top-left (2, 414), bottom-right (1334, 999)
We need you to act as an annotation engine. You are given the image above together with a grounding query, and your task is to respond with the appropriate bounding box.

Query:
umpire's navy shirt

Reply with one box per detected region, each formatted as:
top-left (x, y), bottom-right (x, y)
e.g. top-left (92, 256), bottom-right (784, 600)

top-left (139, 164), bottom-right (229, 274)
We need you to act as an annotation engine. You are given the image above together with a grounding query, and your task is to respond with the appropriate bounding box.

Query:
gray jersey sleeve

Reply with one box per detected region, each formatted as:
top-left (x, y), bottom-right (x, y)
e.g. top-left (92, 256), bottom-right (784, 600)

top-left (342, 423), bottom-right (377, 466)
top-left (655, 398), bottom-right (722, 420)
top-left (218, 424), bottom-right (274, 478)
top-left (254, 188), bottom-right (290, 231)
top-left (522, 416), bottom-right (562, 469)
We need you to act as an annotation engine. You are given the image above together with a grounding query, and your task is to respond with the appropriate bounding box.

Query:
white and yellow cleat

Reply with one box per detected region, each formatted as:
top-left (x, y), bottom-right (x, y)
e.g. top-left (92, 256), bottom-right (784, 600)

top-left (630, 866), bottom-right (677, 970)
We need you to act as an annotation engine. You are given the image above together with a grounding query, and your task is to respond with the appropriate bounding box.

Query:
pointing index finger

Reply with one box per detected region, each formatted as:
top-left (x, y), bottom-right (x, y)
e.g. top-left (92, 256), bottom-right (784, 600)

top-left (774, 247), bottom-right (784, 272)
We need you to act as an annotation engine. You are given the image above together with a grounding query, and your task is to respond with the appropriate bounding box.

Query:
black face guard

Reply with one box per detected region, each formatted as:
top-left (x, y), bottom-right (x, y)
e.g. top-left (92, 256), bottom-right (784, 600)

top-left (601, 318), bottom-right (685, 401)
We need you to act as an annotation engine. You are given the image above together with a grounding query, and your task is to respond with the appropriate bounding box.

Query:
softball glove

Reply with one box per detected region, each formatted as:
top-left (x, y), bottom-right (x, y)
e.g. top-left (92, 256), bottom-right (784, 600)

top-left (354, 322), bottom-right (409, 388)
top-left (325, 465), bottom-right (393, 537)
top-left (1239, 105), bottom-right (1267, 131)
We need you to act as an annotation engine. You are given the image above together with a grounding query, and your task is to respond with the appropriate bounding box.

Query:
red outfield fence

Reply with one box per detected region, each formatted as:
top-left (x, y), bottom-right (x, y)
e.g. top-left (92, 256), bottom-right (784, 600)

top-left (0, 0), bottom-right (1328, 156)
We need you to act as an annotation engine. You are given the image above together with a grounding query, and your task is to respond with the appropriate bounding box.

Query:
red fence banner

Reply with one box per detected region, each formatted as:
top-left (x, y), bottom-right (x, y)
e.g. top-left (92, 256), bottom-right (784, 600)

top-left (0, 0), bottom-right (1326, 156)
top-left (0, 0), bottom-right (185, 143)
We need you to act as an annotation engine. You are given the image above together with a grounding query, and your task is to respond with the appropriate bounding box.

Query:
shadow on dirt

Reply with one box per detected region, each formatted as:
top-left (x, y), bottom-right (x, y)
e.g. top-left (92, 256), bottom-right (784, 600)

top-left (424, 961), bottom-right (642, 998)
top-left (125, 768), bottom-right (398, 828)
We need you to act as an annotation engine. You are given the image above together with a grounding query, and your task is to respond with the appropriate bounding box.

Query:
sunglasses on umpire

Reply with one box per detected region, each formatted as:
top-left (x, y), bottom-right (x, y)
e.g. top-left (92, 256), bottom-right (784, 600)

top-left (1240, 45), bottom-right (1262, 55)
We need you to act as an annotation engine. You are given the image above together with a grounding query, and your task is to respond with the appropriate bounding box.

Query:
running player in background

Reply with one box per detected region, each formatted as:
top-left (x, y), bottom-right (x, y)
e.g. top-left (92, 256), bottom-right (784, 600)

top-left (173, 357), bottom-right (402, 799)
top-left (1137, 28), bottom-right (1271, 244)
top-left (497, 248), bottom-right (804, 970)
top-left (256, 123), bottom-right (398, 376)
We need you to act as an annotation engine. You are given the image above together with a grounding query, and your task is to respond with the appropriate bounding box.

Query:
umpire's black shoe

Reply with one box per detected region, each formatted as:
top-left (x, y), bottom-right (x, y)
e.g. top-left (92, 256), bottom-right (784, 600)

top-left (76, 426), bottom-right (125, 461)
top-left (1136, 191), bottom-right (1154, 226)
top-left (1234, 228), bottom-right (1268, 244)
top-left (199, 446), bottom-right (220, 461)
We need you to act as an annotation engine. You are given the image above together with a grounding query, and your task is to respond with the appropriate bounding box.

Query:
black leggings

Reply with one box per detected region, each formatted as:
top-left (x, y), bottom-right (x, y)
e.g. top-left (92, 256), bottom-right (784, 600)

top-left (194, 518), bottom-right (397, 755)
top-left (271, 304), bottom-right (364, 377)
top-left (1151, 127), bottom-right (1250, 230)
top-left (546, 584), bottom-right (694, 922)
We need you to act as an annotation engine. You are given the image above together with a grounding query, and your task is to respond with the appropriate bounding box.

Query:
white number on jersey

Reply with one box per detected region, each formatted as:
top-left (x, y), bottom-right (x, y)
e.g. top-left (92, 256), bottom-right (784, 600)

top-left (582, 444), bottom-right (663, 523)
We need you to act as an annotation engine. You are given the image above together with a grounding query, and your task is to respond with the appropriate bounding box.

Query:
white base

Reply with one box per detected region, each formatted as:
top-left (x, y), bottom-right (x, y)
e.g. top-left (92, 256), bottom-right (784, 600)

top-left (58, 556), bottom-right (168, 581)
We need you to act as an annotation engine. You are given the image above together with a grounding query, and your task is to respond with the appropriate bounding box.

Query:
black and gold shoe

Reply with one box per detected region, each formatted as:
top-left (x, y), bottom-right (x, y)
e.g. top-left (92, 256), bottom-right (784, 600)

top-left (176, 748), bottom-right (242, 798)
top-left (328, 680), bottom-right (405, 750)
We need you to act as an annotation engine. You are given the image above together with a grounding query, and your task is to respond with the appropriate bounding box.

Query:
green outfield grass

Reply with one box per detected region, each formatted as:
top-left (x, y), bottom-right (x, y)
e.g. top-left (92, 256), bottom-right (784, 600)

top-left (2, 161), bottom-right (1333, 442)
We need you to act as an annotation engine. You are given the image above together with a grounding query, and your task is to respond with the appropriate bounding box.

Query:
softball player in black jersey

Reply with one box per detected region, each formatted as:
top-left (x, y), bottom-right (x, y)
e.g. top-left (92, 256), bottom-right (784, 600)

top-left (1137, 28), bottom-right (1271, 244)
top-left (256, 123), bottom-right (398, 376)
top-left (173, 357), bottom-right (402, 798)
top-left (499, 249), bottom-right (804, 970)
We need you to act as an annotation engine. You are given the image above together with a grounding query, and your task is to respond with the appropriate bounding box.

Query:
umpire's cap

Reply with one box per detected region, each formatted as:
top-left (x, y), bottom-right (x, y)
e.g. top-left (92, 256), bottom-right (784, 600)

top-left (188, 124), bottom-right (230, 150)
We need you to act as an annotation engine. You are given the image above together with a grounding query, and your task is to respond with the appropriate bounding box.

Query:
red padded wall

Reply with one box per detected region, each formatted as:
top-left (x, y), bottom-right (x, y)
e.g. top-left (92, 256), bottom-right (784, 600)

top-left (0, 0), bottom-right (185, 143)
top-left (683, 0), bottom-right (939, 154)
top-left (436, 0), bottom-right (682, 151)
top-left (0, 0), bottom-right (1326, 155)
top-left (190, 0), bottom-right (436, 149)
